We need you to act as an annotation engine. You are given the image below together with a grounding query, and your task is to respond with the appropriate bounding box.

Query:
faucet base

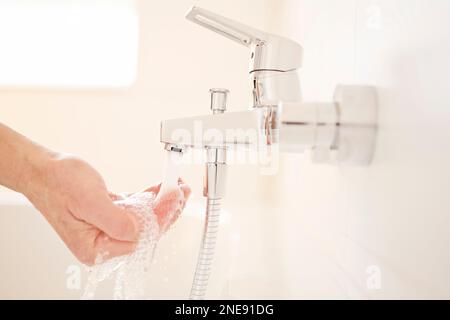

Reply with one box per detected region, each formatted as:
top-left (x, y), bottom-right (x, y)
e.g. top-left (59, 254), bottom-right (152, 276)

top-left (311, 85), bottom-right (378, 165)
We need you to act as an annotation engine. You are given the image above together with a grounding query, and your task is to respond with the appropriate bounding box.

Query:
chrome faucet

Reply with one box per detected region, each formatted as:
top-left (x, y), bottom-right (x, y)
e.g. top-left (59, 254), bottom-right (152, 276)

top-left (162, 6), bottom-right (378, 300)
top-left (161, 6), bottom-right (377, 165)
top-left (186, 6), bottom-right (302, 107)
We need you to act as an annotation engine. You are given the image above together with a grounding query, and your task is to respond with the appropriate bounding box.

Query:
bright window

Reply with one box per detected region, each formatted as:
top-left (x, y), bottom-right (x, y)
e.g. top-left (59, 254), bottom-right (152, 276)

top-left (0, 0), bottom-right (139, 88)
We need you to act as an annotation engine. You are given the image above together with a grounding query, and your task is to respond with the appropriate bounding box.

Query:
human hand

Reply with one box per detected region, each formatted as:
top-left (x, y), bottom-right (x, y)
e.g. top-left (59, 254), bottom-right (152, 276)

top-left (110, 179), bottom-right (191, 234)
top-left (24, 154), bottom-right (140, 266)
top-left (144, 179), bottom-right (191, 233)
top-left (1, 124), bottom-right (191, 266)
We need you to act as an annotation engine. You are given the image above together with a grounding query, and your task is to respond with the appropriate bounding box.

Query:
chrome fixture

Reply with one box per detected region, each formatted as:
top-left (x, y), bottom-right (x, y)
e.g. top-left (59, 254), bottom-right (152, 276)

top-left (186, 6), bottom-right (302, 107)
top-left (190, 89), bottom-right (228, 300)
top-left (162, 7), bottom-right (377, 165)
top-left (203, 89), bottom-right (228, 199)
top-left (161, 85), bottom-right (377, 165)
top-left (161, 7), bottom-right (377, 299)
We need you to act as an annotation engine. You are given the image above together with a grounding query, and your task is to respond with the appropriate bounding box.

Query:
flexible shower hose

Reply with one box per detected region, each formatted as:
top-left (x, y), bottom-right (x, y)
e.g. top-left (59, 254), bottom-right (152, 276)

top-left (189, 197), bottom-right (222, 300)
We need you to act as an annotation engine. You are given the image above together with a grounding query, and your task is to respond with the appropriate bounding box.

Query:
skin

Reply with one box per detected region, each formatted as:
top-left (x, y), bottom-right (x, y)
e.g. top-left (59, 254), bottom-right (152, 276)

top-left (0, 123), bottom-right (190, 265)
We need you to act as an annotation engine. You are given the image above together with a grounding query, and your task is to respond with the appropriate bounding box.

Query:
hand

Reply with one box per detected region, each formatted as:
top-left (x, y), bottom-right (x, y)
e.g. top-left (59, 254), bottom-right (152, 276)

top-left (0, 124), bottom-right (191, 266)
top-left (25, 154), bottom-right (140, 266)
top-left (144, 179), bottom-right (191, 233)
top-left (110, 179), bottom-right (191, 234)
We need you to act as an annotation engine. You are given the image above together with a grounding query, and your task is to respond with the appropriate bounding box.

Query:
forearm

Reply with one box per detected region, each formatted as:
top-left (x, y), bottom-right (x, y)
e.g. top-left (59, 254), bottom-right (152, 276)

top-left (0, 123), bottom-right (55, 196)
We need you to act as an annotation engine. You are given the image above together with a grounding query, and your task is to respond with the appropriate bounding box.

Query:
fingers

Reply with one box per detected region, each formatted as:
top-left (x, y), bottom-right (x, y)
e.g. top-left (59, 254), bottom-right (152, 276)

top-left (108, 191), bottom-right (133, 201)
top-left (153, 182), bottom-right (191, 232)
top-left (140, 179), bottom-right (188, 198)
top-left (102, 178), bottom-right (190, 236)
top-left (74, 232), bottom-right (137, 266)
top-left (93, 232), bottom-right (137, 263)
top-left (142, 183), bottom-right (161, 195)
top-left (153, 189), bottom-right (183, 231)
top-left (108, 191), bottom-right (124, 201)
top-left (73, 179), bottom-right (190, 265)
top-left (178, 180), bottom-right (191, 200)
top-left (83, 193), bottom-right (140, 242)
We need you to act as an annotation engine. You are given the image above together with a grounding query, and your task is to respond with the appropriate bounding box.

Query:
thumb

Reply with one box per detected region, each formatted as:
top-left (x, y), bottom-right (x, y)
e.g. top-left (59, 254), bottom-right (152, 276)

top-left (85, 194), bottom-right (140, 242)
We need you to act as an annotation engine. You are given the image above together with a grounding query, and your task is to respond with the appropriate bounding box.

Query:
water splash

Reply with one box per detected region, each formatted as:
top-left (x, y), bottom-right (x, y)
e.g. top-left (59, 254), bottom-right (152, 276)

top-left (81, 192), bottom-right (160, 300)
top-left (81, 150), bottom-right (185, 300)
top-left (158, 150), bottom-right (183, 199)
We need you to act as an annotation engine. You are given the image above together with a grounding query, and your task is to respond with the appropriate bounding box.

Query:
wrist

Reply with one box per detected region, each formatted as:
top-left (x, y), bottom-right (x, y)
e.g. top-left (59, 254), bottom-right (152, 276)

top-left (20, 146), bottom-right (58, 203)
top-left (0, 123), bottom-right (59, 202)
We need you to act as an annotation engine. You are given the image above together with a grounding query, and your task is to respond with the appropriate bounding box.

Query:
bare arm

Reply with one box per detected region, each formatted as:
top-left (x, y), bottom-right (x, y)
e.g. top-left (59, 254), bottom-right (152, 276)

top-left (0, 123), bottom-right (53, 194)
top-left (0, 123), bottom-right (141, 264)
top-left (0, 123), bottom-right (190, 265)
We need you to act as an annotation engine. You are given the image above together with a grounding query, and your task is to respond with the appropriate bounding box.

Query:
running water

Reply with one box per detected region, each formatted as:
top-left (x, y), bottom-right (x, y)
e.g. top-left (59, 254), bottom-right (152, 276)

top-left (81, 150), bottom-right (184, 300)
top-left (158, 149), bottom-right (183, 199)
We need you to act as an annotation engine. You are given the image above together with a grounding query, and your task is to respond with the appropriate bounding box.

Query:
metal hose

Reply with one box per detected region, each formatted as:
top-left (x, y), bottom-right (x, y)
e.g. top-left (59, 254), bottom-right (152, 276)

top-left (189, 197), bottom-right (222, 300)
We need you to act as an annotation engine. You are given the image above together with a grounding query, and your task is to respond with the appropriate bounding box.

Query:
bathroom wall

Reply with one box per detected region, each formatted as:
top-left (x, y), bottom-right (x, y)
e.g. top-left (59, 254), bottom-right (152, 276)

top-left (1, 0), bottom-right (450, 299)
top-left (267, 0), bottom-right (450, 298)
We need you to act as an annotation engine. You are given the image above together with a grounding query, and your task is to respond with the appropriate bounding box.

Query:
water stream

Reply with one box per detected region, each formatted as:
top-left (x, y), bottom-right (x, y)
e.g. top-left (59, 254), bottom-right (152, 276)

top-left (81, 150), bottom-right (183, 299)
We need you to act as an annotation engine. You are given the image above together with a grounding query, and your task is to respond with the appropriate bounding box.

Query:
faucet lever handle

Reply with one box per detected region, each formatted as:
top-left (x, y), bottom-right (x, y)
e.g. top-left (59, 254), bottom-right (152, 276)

top-left (186, 6), bottom-right (266, 48)
top-left (186, 6), bottom-right (303, 72)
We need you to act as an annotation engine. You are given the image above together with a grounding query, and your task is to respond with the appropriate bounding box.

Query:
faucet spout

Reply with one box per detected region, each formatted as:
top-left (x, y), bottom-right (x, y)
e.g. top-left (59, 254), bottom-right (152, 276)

top-left (160, 102), bottom-right (337, 154)
top-left (164, 143), bottom-right (185, 153)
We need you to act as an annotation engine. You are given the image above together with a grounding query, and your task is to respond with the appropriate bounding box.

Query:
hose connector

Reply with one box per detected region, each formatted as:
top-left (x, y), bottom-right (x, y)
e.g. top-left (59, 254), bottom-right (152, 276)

top-left (203, 147), bottom-right (227, 198)
top-left (203, 89), bottom-right (228, 198)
